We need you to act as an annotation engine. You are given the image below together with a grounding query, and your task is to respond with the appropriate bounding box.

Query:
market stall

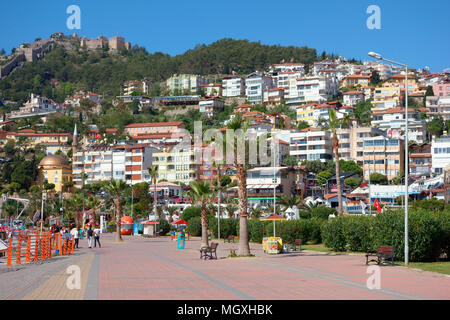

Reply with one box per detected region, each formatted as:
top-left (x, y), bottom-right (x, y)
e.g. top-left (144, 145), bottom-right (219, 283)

top-left (260, 213), bottom-right (286, 254)
top-left (170, 219), bottom-right (190, 240)
top-left (142, 220), bottom-right (159, 237)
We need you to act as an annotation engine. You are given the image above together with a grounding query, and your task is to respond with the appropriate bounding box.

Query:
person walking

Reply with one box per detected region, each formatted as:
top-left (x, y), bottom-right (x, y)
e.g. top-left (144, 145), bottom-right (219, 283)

top-left (71, 227), bottom-right (79, 248)
top-left (93, 226), bottom-right (101, 248)
top-left (87, 226), bottom-right (93, 248)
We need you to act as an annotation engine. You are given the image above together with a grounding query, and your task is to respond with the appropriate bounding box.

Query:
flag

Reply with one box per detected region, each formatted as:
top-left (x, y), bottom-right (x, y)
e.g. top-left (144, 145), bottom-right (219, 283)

top-left (361, 182), bottom-right (368, 187)
top-left (96, 133), bottom-right (100, 139)
top-left (374, 198), bottom-right (382, 213)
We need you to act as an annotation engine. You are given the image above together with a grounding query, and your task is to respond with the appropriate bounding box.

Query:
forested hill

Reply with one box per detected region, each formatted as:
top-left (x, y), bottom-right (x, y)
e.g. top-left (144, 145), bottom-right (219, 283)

top-left (0, 38), bottom-right (323, 103)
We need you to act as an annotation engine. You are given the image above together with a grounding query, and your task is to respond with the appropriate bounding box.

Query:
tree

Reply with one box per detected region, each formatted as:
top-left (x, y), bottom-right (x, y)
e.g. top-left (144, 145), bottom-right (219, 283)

top-left (279, 194), bottom-right (303, 212)
top-left (297, 121), bottom-right (310, 130)
top-left (282, 155), bottom-right (299, 167)
top-left (305, 160), bottom-right (325, 174)
top-left (328, 108), bottom-right (343, 215)
top-left (340, 160), bottom-right (363, 176)
top-left (87, 196), bottom-right (101, 224)
top-left (317, 170), bottom-right (333, 186)
top-left (370, 173), bottom-right (388, 185)
top-left (105, 179), bottom-right (128, 241)
top-left (354, 99), bottom-right (372, 125)
top-left (189, 180), bottom-right (212, 248)
top-left (426, 117), bottom-right (444, 138)
top-left (370, 70), bottom-right (382, 86)
top-left (148, 165), bottom-right (159, 218)
top-left (344, 177), bottom-right (361, 190)
top-left (227, 112), bottom-right (251, 256)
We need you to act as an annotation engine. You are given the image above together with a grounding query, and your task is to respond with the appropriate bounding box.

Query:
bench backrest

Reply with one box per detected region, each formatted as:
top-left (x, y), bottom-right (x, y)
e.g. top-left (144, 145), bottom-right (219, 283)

top-left (378, 245), bottom-right (394, 254)
top-left (210, 242), bottom-right (218, 250)
top-left (295, 239), bottom-right (302, 245)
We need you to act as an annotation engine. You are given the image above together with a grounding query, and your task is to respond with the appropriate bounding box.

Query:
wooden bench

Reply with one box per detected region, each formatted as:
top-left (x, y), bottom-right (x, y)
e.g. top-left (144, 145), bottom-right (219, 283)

top-left (200, 242), bottom-right (218, 260)
top-left (366, 245), bottom-right (395, 265)
top-left (224, 235), bottom-right (235, 243)
top-left (289, 239), bottom-right (302, 252)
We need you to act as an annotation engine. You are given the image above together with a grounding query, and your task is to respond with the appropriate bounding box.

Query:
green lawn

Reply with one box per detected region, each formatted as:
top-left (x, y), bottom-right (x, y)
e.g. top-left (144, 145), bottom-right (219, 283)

top-left (395, 261), bottom-right (450, 275)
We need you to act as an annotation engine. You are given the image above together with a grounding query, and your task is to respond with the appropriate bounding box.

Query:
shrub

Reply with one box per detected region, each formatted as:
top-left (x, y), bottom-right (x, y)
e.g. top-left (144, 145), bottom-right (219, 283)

top-left (321, 209), bottom-right (450, 261)
top-left (186, 216), bottom-right (202, 236)
top-left (209, 217), bottom-right (238, 239)
top-left (321, 218), bottom-right (346, 251)
top-left (310, 206), bottom-right (336, 220)
top-left (181, 206), bottom-right (201, 222)
top-left (157, 218), bottom-right (170, 235)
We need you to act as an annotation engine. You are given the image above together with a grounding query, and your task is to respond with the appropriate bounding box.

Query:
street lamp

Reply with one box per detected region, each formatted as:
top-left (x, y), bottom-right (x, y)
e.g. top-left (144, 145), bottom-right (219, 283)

top-left (368, 52), bottom-right (409, 266)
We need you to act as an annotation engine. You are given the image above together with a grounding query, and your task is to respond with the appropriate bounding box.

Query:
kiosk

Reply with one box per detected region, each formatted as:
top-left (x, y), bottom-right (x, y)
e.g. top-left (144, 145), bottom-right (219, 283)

top-left (260, 214), bottom-right (286, 254)
top-left (120, 216), bottom-right (134, 235)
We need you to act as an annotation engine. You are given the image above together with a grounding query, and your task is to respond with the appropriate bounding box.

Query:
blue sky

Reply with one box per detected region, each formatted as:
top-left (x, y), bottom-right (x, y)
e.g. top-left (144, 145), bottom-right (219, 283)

top-left (1, 0), bottom-right (449, 72)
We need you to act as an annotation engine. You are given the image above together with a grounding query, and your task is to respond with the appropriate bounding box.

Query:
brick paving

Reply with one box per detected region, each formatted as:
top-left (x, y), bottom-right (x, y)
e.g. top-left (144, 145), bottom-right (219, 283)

top-left (1, 233), bottom-right (449, 300)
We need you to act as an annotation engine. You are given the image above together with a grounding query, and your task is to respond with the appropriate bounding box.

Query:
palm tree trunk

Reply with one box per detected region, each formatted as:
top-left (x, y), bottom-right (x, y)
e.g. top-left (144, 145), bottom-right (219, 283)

top-left (153, 180), bottom-right (158, 219)
top-left (237, 164), bottom-right (251, 256)
top-left (333, 133), bottom-right (343, 215)
top-left (200, 201), bottom-right (209, 248)
top-left (115, 198), bottom-right (123, 241)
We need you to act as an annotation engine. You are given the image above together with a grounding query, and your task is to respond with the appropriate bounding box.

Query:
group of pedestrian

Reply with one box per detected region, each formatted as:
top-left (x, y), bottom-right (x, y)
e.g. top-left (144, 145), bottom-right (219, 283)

top-left (52, 224), bottom-right (101, 249)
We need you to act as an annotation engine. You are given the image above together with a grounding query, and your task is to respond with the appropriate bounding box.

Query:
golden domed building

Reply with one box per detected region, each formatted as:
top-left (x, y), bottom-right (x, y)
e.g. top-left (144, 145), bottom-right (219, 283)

top-left (38, 154), bottom-right (73, 192)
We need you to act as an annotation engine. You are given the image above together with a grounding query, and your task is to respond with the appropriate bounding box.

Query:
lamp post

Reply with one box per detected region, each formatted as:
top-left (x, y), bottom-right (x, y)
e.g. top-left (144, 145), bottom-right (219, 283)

top-left (368, 52), bottom-right (409, 266)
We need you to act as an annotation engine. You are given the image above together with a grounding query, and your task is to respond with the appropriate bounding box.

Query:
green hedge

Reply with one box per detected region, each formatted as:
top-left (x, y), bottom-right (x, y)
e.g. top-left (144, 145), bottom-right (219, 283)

top-left (321, 210), bottom-right (450, 262)
top-left (233, 218), bottom-right (324, 244)
top-left (186, 216), bottom-right (202, 236)
top-left (157, 218), bottom-right (171, 235)
top-left (208, 217), bottom-right (238, 239)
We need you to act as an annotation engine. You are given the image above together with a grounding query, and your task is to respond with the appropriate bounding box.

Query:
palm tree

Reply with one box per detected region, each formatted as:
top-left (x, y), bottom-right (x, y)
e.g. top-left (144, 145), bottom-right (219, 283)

top-left (250, 206), bottom-right (263, 218)
top-left (67, 193), bottom-right (83, 228)
top-left (328, 108), bottom-right (343, 215)
top-left (87, 196), bottom-right (101, 225)
top-left (227, 113), bottom-right (251, 256)
top-left (105, 179), bottom-right (128, 242)
top-left (225, 201), bottom-right (238, 218)
top-left (189, 180), bottom-right (212, 248)
top-left (148, 165), bottom-right (159, 219)
top-left (279, 194), bottom-right (303, 212)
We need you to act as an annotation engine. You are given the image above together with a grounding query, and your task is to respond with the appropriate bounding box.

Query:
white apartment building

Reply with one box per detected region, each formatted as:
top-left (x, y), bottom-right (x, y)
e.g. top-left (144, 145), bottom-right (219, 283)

top-left (363, 61), bottom-right (401, 80)
top-left (123, 80), bottom-right (152, 95)
top-left (426, 96), bottom-right (450, 120)
top-left (312, 60), bottom-right (337, 75)
top-left (152, 148), bottom-right (199, 185)
top-left (289, 128), bottom-right (333, 163)
top-left (273, 71), bottom-right (303, 100)
top-left (166, 74), bottom-right (207, 94)
top-left (431, 134), bottom-right (450, 175)
top-left (372, 108), bottom-right (427, 143)
top-left (198, 98), bottom-right (224, 118)
top-left (8, 94), bottom-right (59, 120)
top-left (222, 76), bottom-right (245, 97)
top-left (289, 75), bottom-right (338, 104)
top-left (245, 72), bottom-right (273, 104)
top-left (269, 63), bottom-right (305, 74)
top-left (72, 144), bottom-right (157, 187)
top-left (343, 90), bottom-right (365, 106)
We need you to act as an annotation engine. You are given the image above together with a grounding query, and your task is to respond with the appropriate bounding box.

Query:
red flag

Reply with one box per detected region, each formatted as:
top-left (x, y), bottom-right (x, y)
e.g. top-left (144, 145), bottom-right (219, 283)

top-left (374, 199), bottom-right (381, 213)
top-left (96, 133), bottom-right (100, 139)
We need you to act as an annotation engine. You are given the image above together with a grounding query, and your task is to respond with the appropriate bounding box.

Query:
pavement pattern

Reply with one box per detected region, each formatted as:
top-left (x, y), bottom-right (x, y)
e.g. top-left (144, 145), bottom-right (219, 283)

top-left (0, 233), bottom-right (449, 300)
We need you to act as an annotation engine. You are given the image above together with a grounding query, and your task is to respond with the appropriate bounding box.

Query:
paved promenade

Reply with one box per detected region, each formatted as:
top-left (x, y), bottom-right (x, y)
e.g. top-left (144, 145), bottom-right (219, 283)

top-left (1, 233), bottom-right (449, 300)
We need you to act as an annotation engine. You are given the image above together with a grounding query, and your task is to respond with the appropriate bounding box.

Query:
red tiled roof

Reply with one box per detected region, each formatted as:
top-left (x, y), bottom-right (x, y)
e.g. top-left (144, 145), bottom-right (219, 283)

top-left (125, 122), bottom-right (184, 128)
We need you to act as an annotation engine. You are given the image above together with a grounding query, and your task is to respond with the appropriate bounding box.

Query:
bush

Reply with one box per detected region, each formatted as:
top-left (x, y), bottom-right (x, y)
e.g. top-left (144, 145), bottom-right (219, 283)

top-left (209, 217), bottom-right (238, 239)
top-left (310, 206), bottom-right (336, 220)
top-left (235, 218), bottom-right (324, 244)
top-left (321, 209), bottom-right (450, 261)
top-left (181, 206), bottom-right (201, 222)
top-left (157, 218), bottom-right (170, 235)
top-left (186, 216), bottom-right (202, 236)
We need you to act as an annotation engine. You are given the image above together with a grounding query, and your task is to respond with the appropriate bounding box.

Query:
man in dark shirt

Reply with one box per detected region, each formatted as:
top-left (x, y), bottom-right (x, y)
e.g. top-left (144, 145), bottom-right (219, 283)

top-left (87, 226), bottom-right (93, 248)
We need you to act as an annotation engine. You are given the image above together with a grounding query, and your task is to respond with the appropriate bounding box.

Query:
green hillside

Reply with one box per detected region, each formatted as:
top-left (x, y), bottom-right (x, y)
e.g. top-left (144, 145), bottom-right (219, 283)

top-left (0, 38), bottom-right (320, 105)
